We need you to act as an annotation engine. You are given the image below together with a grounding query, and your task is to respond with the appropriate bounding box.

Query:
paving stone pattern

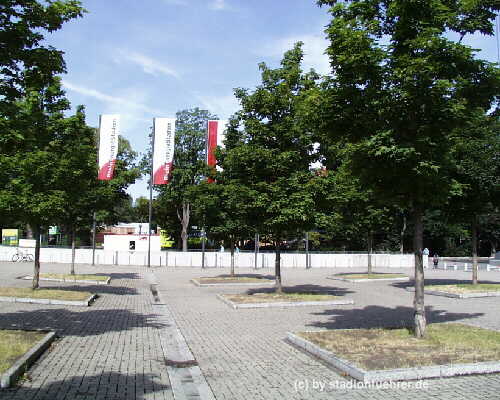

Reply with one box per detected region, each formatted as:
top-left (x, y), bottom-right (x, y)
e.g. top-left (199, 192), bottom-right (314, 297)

top-left (154, 266), bottom-right (500, 400)
top-left (0, 262), bottom-right (173, 400)
top-left (1, 261), bottom-right (500, 399)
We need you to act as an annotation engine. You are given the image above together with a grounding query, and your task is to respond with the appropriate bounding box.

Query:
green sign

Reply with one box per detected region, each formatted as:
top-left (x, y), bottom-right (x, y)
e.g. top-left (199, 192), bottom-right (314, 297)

top-left (2, 229), bottom-right (19, 246)
top-left (49, 226), bottom-right (59, 235)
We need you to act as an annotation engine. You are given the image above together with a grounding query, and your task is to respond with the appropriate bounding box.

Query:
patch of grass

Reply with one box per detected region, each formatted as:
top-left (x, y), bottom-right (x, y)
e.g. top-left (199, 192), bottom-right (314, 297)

top-left (336, 273), bottom-right (407, 279)
top-left (0, 330), bottom-right (46, 374)
top-left (40, 273), bottom-right (109, 282)
top-left (298, 323), bottom-right (500, 371)
top-left (224, 292), bottom-right (339, 304)
top-left (0, 287), bottom-right (92, 301)
top-left (198, 276), bottom-right (270, 284)
top-left (426, 284), bottom-right (500, 294)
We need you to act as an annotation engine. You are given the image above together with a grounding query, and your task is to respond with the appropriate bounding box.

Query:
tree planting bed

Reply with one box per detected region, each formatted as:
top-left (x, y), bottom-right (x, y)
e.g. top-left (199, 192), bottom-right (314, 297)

top-left (21, 273), bottom-right (110, 285)
top-left (0, 330), bottom-right (56, 388)
top-left (218, 292), bottom-right (354, 309)
top-left (287, 323), bottom-right (500, 382)
top-left (405, 283), bottom-right (500, 298)
top-left (329, 273), bottom-right (409, 283)
top-left (0, 287), bottom-right (97, 306)
top-left (191, 275), bottom-right (274, 287)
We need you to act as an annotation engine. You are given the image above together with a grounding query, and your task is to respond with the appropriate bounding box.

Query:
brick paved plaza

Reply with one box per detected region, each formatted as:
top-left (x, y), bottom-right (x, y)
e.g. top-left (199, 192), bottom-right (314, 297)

top-left (0, 261), bottom-right (499, 399)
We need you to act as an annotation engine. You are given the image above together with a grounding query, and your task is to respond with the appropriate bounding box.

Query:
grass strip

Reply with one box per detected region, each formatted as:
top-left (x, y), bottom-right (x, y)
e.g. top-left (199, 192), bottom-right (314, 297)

top-left (426, 284), bottom-right (500, 294)
top-left (40, 273), bottom-right (109, 282)
top-left (0, 287), bottom-right (92, 301)
top-left (298, 323), bottom-right (500, 371)
top-left (0, 330), bottom-right (46, 374)
top-left (336, 273), bottom-right (407, 279)
top-left (198, 276), bottom-right (269, 283)
top-left (225, 292), bottom-right (339, 304)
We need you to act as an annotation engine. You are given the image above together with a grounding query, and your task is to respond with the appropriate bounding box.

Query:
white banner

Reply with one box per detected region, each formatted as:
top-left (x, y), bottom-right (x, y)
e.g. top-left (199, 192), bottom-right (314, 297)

top-left (153, 117), bottom-right (176, 185)
top-left (98, 114), bottom-right (120, 180)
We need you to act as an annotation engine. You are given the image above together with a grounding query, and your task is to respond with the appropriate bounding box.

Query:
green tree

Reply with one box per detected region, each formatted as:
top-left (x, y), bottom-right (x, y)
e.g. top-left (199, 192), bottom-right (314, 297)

top-left (317, 0), bottom-right (499, 336)
top-left (0, 0), bottom-right (84, 288)
top-left (155, 108), bottom-right (216, 251)
top-left (52, 105), bottom-right (98, 275)
top-left (134, 196), bottom-right (151, 223)
top-left (192, 180), bottom-right (256, 276)
top-left (0, 0), bottom-right (84, 152)
top-left (1, 76), bottom-right (72, 288)
top-left (449, 113), bottom-right (500, 283)
top-left (316, 166), bottom-right (395, 272)
top-left (221, 43), bottom-right (319, 292)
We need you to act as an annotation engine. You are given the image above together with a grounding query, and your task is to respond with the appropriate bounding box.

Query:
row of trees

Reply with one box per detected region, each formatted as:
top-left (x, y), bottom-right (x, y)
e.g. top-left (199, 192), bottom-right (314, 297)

top-left (0, 1), bottom-right (140, 287)
top-left (1, 1), bottom-right (498, 338)
top-left (153, 0), bottom-right (499, 338)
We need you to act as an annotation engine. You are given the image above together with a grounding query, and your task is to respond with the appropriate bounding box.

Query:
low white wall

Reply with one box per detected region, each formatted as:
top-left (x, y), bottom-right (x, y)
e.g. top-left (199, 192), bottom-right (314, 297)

top-left (0, 246), bottom-right (414, 268)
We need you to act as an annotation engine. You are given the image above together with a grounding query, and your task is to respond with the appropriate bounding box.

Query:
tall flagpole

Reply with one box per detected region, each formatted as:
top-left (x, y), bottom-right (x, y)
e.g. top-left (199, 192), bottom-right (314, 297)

top-left (148, 124), bottom-right (155, 269)
top-left (91, 211), bottom-right (96, 266)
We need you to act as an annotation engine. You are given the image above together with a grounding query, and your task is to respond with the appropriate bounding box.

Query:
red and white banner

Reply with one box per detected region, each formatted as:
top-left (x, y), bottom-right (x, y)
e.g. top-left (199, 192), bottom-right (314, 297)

top-left (206, 120), bottom-right (227, 169)
top-left (153, 117), bottom-right (176, 185)
top-left (98, 114), bottom-right (120, 180)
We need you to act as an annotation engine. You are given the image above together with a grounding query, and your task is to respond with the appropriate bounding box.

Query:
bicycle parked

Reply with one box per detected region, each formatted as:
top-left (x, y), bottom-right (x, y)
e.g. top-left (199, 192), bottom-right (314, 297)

top-left (11, 249), bottom-right (34, 262)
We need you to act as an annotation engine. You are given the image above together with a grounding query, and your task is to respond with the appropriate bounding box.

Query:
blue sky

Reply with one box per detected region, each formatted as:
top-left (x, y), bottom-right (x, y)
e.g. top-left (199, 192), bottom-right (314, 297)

top-left (45, 0), bottom-right (499, 200)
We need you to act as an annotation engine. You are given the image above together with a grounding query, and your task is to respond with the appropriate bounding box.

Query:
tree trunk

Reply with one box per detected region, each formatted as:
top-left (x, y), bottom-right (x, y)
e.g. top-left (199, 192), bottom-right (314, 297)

top-left (230, 237), bottom-right (235, 277)
top-left (32, 226), bottom-right (41, 290)
top-left (367, 232), bottom-right (373, 274)
top-left (70, 227), bottom-right (76, 275)
top-left (400, 214), bottom-right (406, 253)
top-left (26, 224), bottom-right (34, 239)
top-left (275, 241), bottom-right (282, 293)
top-left (472, 216), bottom-right (478, 285)
top-left (490, 240), bottom-right (497, 257)
top-left (178, 202), bottom-right (190, 252)
top-left (413, 207), bottom-right (426, 338)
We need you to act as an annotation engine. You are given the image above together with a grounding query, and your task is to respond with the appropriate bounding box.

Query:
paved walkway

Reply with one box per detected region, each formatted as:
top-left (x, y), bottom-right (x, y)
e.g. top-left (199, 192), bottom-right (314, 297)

top-left (0, 262), bottom-right (173, 400)
top-left (154, 266), bottom-right (500, 400)
top-left (0, 262), bottom-right (499, 399)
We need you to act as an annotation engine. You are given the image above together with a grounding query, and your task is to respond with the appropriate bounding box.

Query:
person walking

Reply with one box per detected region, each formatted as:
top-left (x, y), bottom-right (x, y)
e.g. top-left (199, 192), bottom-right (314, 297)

top-left (433, 254), bottom-right (439, 269)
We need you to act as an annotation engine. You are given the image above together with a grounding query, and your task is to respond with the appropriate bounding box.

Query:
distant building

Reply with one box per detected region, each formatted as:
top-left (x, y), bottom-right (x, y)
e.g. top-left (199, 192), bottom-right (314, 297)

top-left (108, 223), bottom-right (151, 235)
top-left (103, 233), bottom-right (160, 252)
top-left (96, 223), bottom-right (152, 245)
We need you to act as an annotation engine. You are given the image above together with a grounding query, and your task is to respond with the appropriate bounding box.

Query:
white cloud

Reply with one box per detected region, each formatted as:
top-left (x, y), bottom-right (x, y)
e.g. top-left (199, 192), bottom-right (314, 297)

top-left (210, 0), bottom-right (226, 10)
top-left (62, 80), bottom-right (162, 116)
top-left (261, 34), bottom-right (331, 75)
top-left (193, 92), bottom-right (239, 119)
top-left (116, 50), bottom-right (180, 79)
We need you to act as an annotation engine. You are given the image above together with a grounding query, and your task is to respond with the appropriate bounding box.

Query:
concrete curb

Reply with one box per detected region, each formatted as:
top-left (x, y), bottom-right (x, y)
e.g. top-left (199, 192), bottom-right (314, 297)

top-left (0, 294), bottom-right (97, 307)
top-left (150, 272), bottom-right (216, 400)
top-left (405, 287), bottom-right (500, 299)
top-left (0, 331), bottom-right (56, 388)
top-left (21, 276), bottom-right (110, 285)
top-left (287, 331), bottom-right (500, 382)
top-left (190, 278), bottom-right (275, 287)
top-left (217, 294), bottom-right (354, 309)
top-left (329, 276), bottom-right (409, 283)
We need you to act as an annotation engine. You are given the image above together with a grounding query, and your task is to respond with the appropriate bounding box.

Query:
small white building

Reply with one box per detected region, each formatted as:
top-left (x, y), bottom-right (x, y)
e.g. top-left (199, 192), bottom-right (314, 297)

top-left (103, 234), bottom-right (160, 252)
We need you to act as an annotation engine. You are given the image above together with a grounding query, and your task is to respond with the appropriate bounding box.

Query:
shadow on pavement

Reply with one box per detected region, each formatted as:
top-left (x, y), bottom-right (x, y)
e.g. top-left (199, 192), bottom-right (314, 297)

top-left (307, 305), bottom-right (484, 330)
top-left (2, 372), bottom-right (171, 399)
top-left (0, 308), bottom-right (169, 337)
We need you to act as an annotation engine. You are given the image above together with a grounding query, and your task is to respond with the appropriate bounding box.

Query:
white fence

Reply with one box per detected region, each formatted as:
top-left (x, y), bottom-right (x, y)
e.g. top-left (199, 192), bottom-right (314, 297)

top-left (0, 246), bottom-right (414, 268)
